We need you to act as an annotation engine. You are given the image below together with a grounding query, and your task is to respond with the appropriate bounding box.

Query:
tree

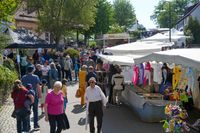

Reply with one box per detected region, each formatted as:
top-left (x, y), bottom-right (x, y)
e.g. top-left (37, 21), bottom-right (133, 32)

top-left (92, 0), bottom-right (114, 35)
top-left (185, 17), bottom-right (200, 46)
top-left (84, 0), bottom-right (114, 45)
top-left (29, 0), bottom-right (98, 45)
top-left (0, 0), bottom-right (18, 23)
top-left (113, 0), bottom-right (136, 28)
top-left (152, 0), bottom-right (197, 28)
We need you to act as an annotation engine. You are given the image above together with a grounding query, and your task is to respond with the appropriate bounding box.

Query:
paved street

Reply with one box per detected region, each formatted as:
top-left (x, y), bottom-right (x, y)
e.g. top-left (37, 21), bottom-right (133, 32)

top-left (0, 82), bottom-right (165, 133)
top-left (0, 82), bottom-right (198, 133)
top-left (39, 82), bottom-right (163, 133)
top-left (1, 82), bottom-right (198, 133)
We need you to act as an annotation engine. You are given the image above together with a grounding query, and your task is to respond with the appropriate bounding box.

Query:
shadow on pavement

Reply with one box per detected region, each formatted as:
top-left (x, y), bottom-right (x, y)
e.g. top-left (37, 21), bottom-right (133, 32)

top-left (71, 104), bottom-right (86, 114)
top-left (78, 117), bottom-right (86, 126)
top-left (102, 104), bottom-right (163, 133)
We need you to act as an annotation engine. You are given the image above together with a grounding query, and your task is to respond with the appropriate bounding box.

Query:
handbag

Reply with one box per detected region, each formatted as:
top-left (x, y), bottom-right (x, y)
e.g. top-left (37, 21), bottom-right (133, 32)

top-left (60, 113), bottom-right (70, 130)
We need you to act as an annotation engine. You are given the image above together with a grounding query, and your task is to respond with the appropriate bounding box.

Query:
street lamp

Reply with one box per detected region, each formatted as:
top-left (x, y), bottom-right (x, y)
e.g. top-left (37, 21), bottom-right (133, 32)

top-left (165, 0), bottom-right (172, 42)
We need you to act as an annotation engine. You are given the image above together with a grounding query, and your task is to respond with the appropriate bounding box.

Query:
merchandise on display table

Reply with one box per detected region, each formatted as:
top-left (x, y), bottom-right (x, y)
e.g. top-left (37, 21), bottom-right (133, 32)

top-left (162, 104), bottom-right (190, 133)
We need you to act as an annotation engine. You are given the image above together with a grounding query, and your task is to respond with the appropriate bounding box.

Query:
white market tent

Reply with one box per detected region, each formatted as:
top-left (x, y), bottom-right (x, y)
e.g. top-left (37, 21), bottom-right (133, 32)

top-left (141, 33), bottom-right (186, 44)
top-left (104, 41), bottom-right (173, 56)
top-left (98, 54), bottom-right (143, 66)
top-left (134, 48), bottom-right (200, 71)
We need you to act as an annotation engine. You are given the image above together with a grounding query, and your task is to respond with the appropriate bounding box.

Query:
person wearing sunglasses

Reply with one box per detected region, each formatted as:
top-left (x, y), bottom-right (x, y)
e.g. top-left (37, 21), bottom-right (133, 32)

top-left (85, 77), bottom-right (107, 133)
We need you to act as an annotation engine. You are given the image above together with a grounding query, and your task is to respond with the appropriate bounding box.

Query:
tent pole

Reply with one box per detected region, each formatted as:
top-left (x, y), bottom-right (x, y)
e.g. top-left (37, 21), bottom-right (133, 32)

top-left (16, 48), bottom-right (21, 79)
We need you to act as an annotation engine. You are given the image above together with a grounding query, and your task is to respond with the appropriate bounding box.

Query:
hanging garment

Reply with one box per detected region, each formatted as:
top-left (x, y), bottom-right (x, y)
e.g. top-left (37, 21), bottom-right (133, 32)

top-left (122, 66), bottom-right (133, 83)
top-left (172, 65), bottom-right (182, 89)
top-left (138, 63), bottom-right (144, 85)
top-left (186, 67), bottom-right (194, 92)
top-left (151, 62), bottom-right (162, 84)
top-left (132, 65), bottom-right (139, 86)
top-left (177, 67), bottom-right (187, 90)
top-left (143, 62), bottom-right (152, 86)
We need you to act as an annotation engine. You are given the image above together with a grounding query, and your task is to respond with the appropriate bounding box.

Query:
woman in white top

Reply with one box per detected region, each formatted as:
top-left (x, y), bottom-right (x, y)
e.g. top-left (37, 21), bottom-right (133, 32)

top-left (111, 67), bottom-right (124, 105)
top-left (85, 77), bottom-right (107, 133)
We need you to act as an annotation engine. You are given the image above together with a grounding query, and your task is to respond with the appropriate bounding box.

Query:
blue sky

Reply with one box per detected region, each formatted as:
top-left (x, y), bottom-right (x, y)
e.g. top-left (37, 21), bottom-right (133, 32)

top-left (108, 0), bottom-right (161, 29)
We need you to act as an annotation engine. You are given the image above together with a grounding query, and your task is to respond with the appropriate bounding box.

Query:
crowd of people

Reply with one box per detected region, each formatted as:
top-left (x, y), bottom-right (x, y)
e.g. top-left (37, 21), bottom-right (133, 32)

top-left (10, 47), bottom-right (125, 133)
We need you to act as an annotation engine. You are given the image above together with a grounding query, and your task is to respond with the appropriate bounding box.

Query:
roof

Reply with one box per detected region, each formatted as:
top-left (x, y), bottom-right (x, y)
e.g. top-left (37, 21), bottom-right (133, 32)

top-left (176, 2), bottom-right (200, 25)
top-left (6, 28), bottom-right (56, 48)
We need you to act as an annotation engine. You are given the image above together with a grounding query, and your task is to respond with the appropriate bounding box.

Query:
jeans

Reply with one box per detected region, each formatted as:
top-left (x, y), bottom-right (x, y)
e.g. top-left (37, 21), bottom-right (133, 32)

top-left (48, 114), bottom-right (63, 133)
top-left (63, 97), bottom-right (68, 111)
top-left (28, 98), bottom-right (39, 129)
top-left (16, 113), bottom-right (29, 133)
top-left (64, 70), bottom-right (72, 81)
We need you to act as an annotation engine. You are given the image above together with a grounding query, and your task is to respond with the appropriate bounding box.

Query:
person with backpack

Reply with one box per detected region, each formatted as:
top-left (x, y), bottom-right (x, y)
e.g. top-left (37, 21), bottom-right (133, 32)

top-left (11, 80), bottom-right (33, 133)
top-left (64, 56), bottom-right (72, 82)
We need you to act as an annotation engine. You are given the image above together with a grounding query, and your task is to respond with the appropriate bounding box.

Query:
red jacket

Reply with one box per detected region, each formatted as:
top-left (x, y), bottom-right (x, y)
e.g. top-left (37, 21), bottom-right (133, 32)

top-left (11, 88), bottom-right (28, 110)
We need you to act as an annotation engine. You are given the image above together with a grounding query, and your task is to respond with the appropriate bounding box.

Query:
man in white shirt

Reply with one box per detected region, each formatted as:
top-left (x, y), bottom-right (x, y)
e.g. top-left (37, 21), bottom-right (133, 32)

top-left (85, 77), bottom-right (107, 133)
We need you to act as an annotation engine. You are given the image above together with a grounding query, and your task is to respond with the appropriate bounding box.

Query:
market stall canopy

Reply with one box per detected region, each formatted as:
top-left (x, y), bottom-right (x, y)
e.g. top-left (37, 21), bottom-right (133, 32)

top-left (98, 54), bottom-right (143, 66)
top-left (141, 33), bottom-right (186, 42)
top-left (104, 41), bottom-right (173, 56)
top-left (6, 29), bottom-right (56, 48)
top-left (134, 48), bottom-right (200, 71)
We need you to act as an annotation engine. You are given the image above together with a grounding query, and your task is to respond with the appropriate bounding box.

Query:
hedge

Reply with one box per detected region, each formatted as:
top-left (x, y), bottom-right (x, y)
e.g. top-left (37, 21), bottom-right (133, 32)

top-left (0, 63), bottom-right (18, 107)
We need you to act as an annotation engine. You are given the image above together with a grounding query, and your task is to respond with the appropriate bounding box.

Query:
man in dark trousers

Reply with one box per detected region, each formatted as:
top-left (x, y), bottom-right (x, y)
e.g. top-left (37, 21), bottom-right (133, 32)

top-left (21, 66), bottom-right (41, 130)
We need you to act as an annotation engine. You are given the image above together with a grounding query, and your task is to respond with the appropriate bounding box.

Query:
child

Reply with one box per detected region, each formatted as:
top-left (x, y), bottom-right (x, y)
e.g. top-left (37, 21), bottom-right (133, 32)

top-left (24, 84), bottom-right (35, 114)
top-left (62, 79), bottom-right (68, 111)
top-left (40, 79), bottom-right (48, 114)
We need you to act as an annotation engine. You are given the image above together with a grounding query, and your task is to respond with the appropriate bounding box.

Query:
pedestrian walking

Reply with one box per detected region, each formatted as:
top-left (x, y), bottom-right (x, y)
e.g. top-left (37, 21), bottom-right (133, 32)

top-left (11, 80), bottom-right (33, 133)
top-left (44, 81), bottom-right (66, 133)
top-left (21, 66), bottom-right (41, 129)
top-left (111, 66), bottom-right (124, 105)
top-left (62, 79), bottom-right (68, 111)
top-left (85, 77), bottom-right (108, 133)
top-left (48, 62), bottom-right (58, 89)
top-left (40, 79), bottom-right (48, 114)
top-left (78, 65), bottom-right (87, 105)
top-left (86, 66), bottom-right (97, 86)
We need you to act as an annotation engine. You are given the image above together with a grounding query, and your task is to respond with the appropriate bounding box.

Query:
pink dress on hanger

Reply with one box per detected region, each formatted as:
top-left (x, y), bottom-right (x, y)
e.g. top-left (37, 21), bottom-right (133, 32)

top-left (132, 65), bottom-right (139, 86)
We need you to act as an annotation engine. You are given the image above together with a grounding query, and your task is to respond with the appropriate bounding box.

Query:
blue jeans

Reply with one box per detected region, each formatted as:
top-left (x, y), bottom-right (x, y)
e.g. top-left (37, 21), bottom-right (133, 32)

top-left (28, 98), bottom-right (39, 129)
top-left (16, 113), bottom-right (29, 133)
top-left (63, 97), bottom-right (68, 111)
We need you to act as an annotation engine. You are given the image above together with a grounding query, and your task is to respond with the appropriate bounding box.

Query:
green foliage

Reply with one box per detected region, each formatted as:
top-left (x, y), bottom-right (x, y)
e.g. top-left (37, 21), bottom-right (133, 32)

top-left (3, 58), bottom-right (16, 71)
top-left (0, 33), bottom-right (11, 50)
top-left (113, 0), bottom-right (136, 28)
top-left (0, 0), bottom-right (18, 23)
top-left (108, 24), bottom-right (125, 33)
top-left (30, 0), bottom-right (98, 44)
top-left (88, 41), bottom-right (97, 48)
top-left (0, 65), bottom-right (18, 85)
top-left (64, 48), bottom-right (79, 58)
top-left (184, 17), bottom-right (200, 46)
top-left (152, 0), bottom-right (196, 28)
top-left (86, 0), bottom-right (114, 35)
